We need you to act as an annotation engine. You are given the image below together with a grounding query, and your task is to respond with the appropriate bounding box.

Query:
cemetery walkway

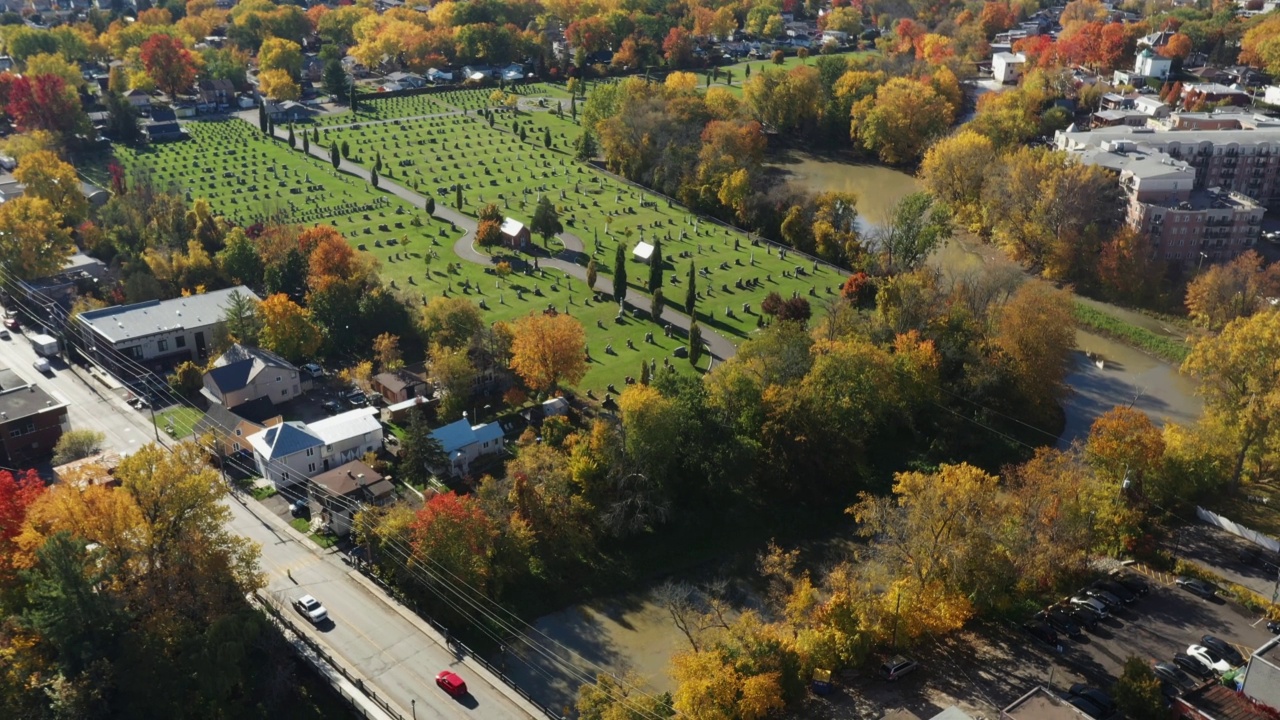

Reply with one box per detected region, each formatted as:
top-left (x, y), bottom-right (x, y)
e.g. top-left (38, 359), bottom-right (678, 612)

top-left (259, 117), bottom-right (740, 364)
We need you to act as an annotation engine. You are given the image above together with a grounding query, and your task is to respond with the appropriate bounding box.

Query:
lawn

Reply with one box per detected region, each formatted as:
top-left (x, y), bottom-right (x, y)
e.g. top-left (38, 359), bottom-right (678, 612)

top-left (694, 49), bottom-right (874, 95)
top-left (155, 406), bottom-right (202, 439)
top-left (310, 82), bottom-right (574, 126)
top-left (88, 90), bottom-right (833, 396)
top-left (1207, 485), bottom-right (1280, 540)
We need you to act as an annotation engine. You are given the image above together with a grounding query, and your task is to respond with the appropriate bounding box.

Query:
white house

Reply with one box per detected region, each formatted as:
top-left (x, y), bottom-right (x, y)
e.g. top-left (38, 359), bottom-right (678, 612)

top-left (1133, 95), bottom-right (1170, 117)
top-left (202, 344), bottom-right (300, 409)
top-left (247, 421), bottom-right (323, 488)
top-left (1265, 86), bottom-right (1280, 107)
top-left (308, 407), bottom-right (384, 472)
top-left (992, 52), bottom-right (1027, 84)
top-left (1134, 48), bottom-right (1172, 80)
top-left (246, 407), bottom-right (382, 489)
top-left (430, 418), bottom-right (506, 477)
top-left (77, 287), bottom-right (261, 375)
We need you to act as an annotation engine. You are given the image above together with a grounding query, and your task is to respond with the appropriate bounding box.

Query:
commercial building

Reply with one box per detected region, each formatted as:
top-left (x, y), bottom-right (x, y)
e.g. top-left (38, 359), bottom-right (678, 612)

top-left (1001, 687), bottom-right (1091, 719)
top-left (0, 367), bottom-right (68, 466)
top-left (76, 287), bottom-right (261, 374)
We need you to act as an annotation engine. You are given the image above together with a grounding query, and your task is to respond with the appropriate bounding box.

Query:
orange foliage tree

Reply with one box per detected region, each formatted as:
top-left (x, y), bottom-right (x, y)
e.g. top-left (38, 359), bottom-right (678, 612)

top-left (508, 311), bottom-right (587, 392)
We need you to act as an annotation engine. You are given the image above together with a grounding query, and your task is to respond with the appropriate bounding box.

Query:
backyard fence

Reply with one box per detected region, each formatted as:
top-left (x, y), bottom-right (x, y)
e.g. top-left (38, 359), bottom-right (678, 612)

top-left (1196, 506), bottom-right (1280, 555)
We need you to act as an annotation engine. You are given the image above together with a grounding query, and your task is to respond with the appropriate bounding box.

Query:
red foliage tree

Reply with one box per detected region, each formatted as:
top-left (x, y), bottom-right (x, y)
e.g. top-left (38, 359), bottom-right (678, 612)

top-left (841, 272), bottom-right (875, 305)
top-left (1013, 34), bottom-right (1058, 67)
top-left (663, 26), bottom-right (694, 69)
top-left (409, 492), bottom-right (496, 594)
top-left (6, 74), bottom-right (87, 138)
top-left (140, 34), bottom-right (198, 98)
top-left (0, 469), bottom-right (45, 587)
top-left (777, 297), bottom-right (812, 324)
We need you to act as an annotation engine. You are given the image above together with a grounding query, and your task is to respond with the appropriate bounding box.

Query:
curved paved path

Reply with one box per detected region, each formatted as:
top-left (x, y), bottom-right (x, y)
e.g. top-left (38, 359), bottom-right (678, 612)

top-left (252, 113), bottom-right (738, 362)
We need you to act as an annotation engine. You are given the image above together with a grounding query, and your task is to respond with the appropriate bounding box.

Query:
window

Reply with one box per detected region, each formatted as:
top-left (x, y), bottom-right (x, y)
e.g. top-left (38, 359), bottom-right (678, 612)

top-left (233, 442), bottom-right (241, 452)
top-left (276, 376), bottom-right (282, 382)
top-left (176, 336), bottom-right (186, 348)
top-left (281, 389), bottom-right (288, 396)
top-left (306, 447), bottom-right (314, 457)
top-left (308, 463), bottom-right (316, 473)
top-left (8, 429), bottom-right (19, 438)
top-left (282, 471), bottom-right (291, 482)
top-left (235, 428), bottom-right (242, 436)
top-left (157, 339), bottom-right (168, 352)
top-left (25, 423), bottom-right (34, 433)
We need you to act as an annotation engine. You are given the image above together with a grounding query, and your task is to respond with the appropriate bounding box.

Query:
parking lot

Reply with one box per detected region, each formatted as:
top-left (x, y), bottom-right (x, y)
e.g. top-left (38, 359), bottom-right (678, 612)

top-left (860, 566), bottom-right (1278, 719)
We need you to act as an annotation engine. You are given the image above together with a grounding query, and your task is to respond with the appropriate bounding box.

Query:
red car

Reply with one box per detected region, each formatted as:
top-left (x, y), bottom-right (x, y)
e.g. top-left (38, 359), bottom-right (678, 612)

top-left (3, 316), bottom-right (18, 331)
top-left (435, 670), bottom-right (467, 698)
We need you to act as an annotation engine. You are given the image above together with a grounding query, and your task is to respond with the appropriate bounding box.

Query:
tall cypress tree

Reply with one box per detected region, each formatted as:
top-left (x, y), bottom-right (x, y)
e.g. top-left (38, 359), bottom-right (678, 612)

top-left (689, 322), bottom-right (703, 367)
top-left (258, 103), bottom-right (267, 133)
top-left (330, 143), bottom-right (340, 168)
top-left (613, 243), bottom-right (627, 304)
top-left (349, 82), bottom-right (358, 112)
top-left (684, 261), bottom-right (696, 315)
top-left (647, 238), bottom-right (662, 292)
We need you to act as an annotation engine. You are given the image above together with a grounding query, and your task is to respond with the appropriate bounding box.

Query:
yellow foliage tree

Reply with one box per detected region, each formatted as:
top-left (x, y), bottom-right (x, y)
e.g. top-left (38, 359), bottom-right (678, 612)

top-left (0, 196), bottom-right (74, 281)
top-left (508, 311), bottom-right (587, 392)
top-left (257, 292), bottom-right (323, 362)
top-left (258, 68), bottom-right (300, 101)
top-left (14, 150), bottom-right (88, 225)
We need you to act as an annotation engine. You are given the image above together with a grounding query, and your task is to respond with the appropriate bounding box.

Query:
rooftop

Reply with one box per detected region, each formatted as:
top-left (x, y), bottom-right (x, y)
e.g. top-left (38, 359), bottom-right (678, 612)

top-left (1058, 125), bottom-right (1280, 150)
top-left (78, 287), bottom-right (261, 345)
top-left (308, 407), bottom-right (380, 446)
top-left (500, 217), bottom-right (525, 237)
top-left (1002, 687), bottom-right (1090, 719)
top-left (1075, 144), bottom-right (1194, 180)
top-left (1146, 188), bottom-right (1264, 211)
top-left (206, 344), bottom-right (296, 394)
top-left (431, 418), bottom-right (503, 456)
top-left (1179, 682), bottom-right (1277, 720)
top-left (0, 383), bottom-right (67, 423)
top-left (247, 421), bottom-right (322, 460)
top-left (373, 368), bottom-right (426, 394)
top-left (309, 459), bottom-right (393, 500)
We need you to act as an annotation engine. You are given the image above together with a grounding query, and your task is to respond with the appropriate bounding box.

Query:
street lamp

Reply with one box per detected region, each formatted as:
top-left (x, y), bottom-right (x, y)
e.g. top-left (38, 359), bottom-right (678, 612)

top-left (411, 699), bottom-right (416, 720)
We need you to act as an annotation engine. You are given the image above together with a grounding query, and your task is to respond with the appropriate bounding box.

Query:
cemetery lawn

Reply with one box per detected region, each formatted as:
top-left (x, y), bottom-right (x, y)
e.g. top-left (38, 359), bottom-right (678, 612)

top-left (697, 49), bottom-right (873, 95)
top-left (311, 83), bottom-right (574, 126)
top-left (85, 91), bottom-right (833, 394)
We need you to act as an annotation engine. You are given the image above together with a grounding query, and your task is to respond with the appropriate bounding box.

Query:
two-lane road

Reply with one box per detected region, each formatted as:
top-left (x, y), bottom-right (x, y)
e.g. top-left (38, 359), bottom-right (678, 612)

top-left (227, 497), bottom-right (539, 720)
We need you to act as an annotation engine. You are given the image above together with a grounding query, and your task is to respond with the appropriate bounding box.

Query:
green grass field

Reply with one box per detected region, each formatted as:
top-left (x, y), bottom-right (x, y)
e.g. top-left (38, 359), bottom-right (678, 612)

top-left (89, 88), bottom-right (836, 395)
top-left (155, 406), bottom-right (202, 438)
top-left (693, 49), bottom-right (873, 95)
top-left (312, 83), bottom-right (574, 126)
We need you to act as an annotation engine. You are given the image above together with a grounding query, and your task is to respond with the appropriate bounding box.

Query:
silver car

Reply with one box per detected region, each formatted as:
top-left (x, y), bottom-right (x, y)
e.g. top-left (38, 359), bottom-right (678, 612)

top-left (1069, 595), bottom-right (1109, 618)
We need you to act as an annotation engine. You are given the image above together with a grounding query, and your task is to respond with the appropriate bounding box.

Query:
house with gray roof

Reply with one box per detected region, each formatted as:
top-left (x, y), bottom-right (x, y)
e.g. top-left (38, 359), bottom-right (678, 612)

top-left (76, 286), bottom-right (261, 375)
top-left (202, 343), bottom-right (300, 409)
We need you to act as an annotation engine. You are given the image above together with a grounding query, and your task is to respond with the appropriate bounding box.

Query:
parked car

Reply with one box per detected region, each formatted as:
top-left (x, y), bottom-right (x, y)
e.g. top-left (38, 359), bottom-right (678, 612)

top-left (1153, 662), bottom-right (1191, 691)
top-left (1023, 621), bottom-right (1062, 651)
top-left (1068, 684), bottom-right (1115, 718)
top-left (1093, 579), bottom-right (1136, 603)
top-left (1176, 576), bottom-right (1217, 599)
top-left (32, 357), bottom-right (51, 374)
top-left (1186, 645), bottom-right (1232, 675)
top-left (293, 595), bottom-right (329, 625)
top-left (1064, 695), bottom-right (1106, 719)
top-left (1200, 636), bottom-right (1244, 666)
top-left (4, 316), bottom-right (19, 330)
top-left (1069, 595), bottom-right (1110, 618)
top-left (435, 670), bottom-right (467, 698)
top-left (1067, 604), bottom-right (1101, 631)
top-left (290, 500), bottom-right (309, 518)
top-left (1084, 587), bottom-right (1124, 609)
top-left (1109, 571), bottom-right (1150, 597)
top-left (878, 656), bottom-right (919, 681)
top-left (301, 362), bottom-right (324, 377)
top-left (1267, 619), bottom-right (1280, 635)
top-left (1043, 608), bottom-right (1082, 638)
top-left (0, 328), bottom-right (10, 340)
top-left (1173, 652), bottom-right (1215, 679)
top-left (345, 390), bottom-right (368, 407)
top-left (321, 399), bottom-right (342, 415)
top-left (1068, 684), bottom-right (1115, 717)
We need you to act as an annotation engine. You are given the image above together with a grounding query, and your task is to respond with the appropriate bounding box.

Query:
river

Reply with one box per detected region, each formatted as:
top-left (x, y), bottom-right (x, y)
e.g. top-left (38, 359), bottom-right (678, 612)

top-left (766, 150), bottom-right (923, 231)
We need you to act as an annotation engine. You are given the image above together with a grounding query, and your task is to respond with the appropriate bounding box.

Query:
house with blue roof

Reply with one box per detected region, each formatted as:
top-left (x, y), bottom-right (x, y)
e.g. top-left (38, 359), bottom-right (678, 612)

top-left (430, 417), bottom-right (506, 477)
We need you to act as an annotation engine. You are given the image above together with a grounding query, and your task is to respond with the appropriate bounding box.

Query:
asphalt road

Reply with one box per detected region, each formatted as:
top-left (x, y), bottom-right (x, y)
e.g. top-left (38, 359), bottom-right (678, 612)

top-left (0, 330), bottom-right (155, 460)
top-left (1, 334), bottom-right (541, 720)
top-left (226, 498), bottom-right (539, 720)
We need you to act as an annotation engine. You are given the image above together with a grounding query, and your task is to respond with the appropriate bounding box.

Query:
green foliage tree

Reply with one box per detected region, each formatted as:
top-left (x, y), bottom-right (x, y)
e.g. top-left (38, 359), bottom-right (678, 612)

top-left (613, 242), bottom-right (628, 303)
top-left (647, 238), bottom-right (663, 292)
top-left (574, 129), bottom-right (598, 161)
top-left (425, 196), bottom-right (435, 215)
top-left (874, 192), bottom-right (953, 274)
top-left (1113, 656), bottom-right (1166, 720)
top-left (455, 184), bottom-right (463, 210)
top-left (399, 410), bottom-right (447, 487)
top-left (322, 58), bottom-right (348, 98)
top-left (685, 261), bottom-right (696, 316)
top-left (530, 196), bottom-right (563, 247)
top-left (330, 142), bottom-right (340, 169)
top-left (689, 321), bottom-right (703, 367)
top-left (651, 287), bottom-right (665, 322)
top-left (52, 429), bottom-right (105, 465)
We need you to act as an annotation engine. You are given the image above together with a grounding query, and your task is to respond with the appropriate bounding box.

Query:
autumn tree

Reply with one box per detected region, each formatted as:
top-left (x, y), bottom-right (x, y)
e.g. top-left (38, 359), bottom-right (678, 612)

top-left (1185, 251), bottom-right (1280, 331)
top-left (919, 130), bottom-right (997, 229)
top-left (410, 492), bottom-right (497, 595)
top-left (995, 282), bottom-right (1076, 413)
top-left (0, 468), bottom-right (43, 589)
top-left (140, 34), bottom-right (197, 98)
top-left (419, 296), bottom-right (483, 350)
top-left (475, 219), bottom-right (503, 248)
top-left (51, 429), bottom-right (105, 465)
top-left (1086, 407), bottom-right (1165, 498)
top-left (258, 69), bottom-right (300, 101)
top-left (14, 150), bottom-right (88, 225)
top-left (577, 672), bottom-right (676, 720)
top-left (4, 74), bottom-right (89, 142)
top-left (1114, 656), bottom-right (1167, 720)
top-left (0, 196), bottom-right (74, 280)
top-left (258, 37), bottom-right (303, 77)
top-left (373, 332), bottom-right (402, 371)
top-left (509, 311), bottom-right (588, 392)
top-left (851, 78), bottom-right (953, 165)
top-left (429, 343), bottom-right (477, 421)
top-left (257, 292), bottom-right (323, 362)
top-left (1182, 310), bottom-right (1280, 487)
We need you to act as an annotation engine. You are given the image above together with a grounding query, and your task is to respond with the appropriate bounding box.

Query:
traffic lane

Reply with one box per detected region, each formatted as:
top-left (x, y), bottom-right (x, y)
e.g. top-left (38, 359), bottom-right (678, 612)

top-left (1174, 523), bottom-right (1280, 600)
top-left (0, 332), bottom-right (152, 457)
top-left (225, 498), bottom-right (536, 720)
top-left (1044, 575), bottom-right (1274, 690)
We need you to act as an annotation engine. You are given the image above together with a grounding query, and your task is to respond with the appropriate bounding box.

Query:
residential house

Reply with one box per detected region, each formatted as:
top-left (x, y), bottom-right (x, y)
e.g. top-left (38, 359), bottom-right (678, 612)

top-left (1134, 48), bottom-right (1172, 80)
top-left (1098, 93), bottom-right (1133, 111)
top-left (992, 52), bottom-right (1027, 84)
top-left (0, 367), bottom-right (68, 466)
top-left (191, 400), bottom-right (282, 464)
top-left (302, 56), bottom-right (325, 83)
top-left (124, 88), bottom-right (151, 113)
top-left (202, 343), bottom-right (301, 409)
top-left (1175, 682), bottom-right (1275, 719)
top-left (264, 100), bottom-right (316, 122)
top-left (1182, 82), bottom-right (1251, 108)
top-left (500, 63), bottom-right (528, 82)
top-left (309, 460), bottom-right (394, 536)
top-left (426, 68), bottom-right (454, 83)
top-left (523, 396), bottom-right (569, 426)
top-left (1133, 96), bottom-right (1170, 117)
top-left (1137, 29), bottom-right (1175, 49)
top-left (246, 421), bottom-right (323, 489)
top-left (77, 286), bottom-right (262, 375)
top-left (1002, 687), bottom-right (1091, 718)
top-left (386, 395), bottom-right (437, 424)
top-left (385, 71), bottom-right (426, 88)
top-left (196, 78), bottom-right (234, 111)
top-left (371, 365), bottom-right (429, 404)
top-left (500, 217), bottom-right (531, 250)
top-left (1242, 636), bottom-right (1280, 712)
top-left (309, 407), bottom-right (383, 473)
top-left (430, 417), bottom-right (506, 477)
top-left (462, 65), bottom-right (493, 82)
top-left (1092, 109), bottom-right (1149, 128)
top-left (15, 252), bottom-right (109, 322)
